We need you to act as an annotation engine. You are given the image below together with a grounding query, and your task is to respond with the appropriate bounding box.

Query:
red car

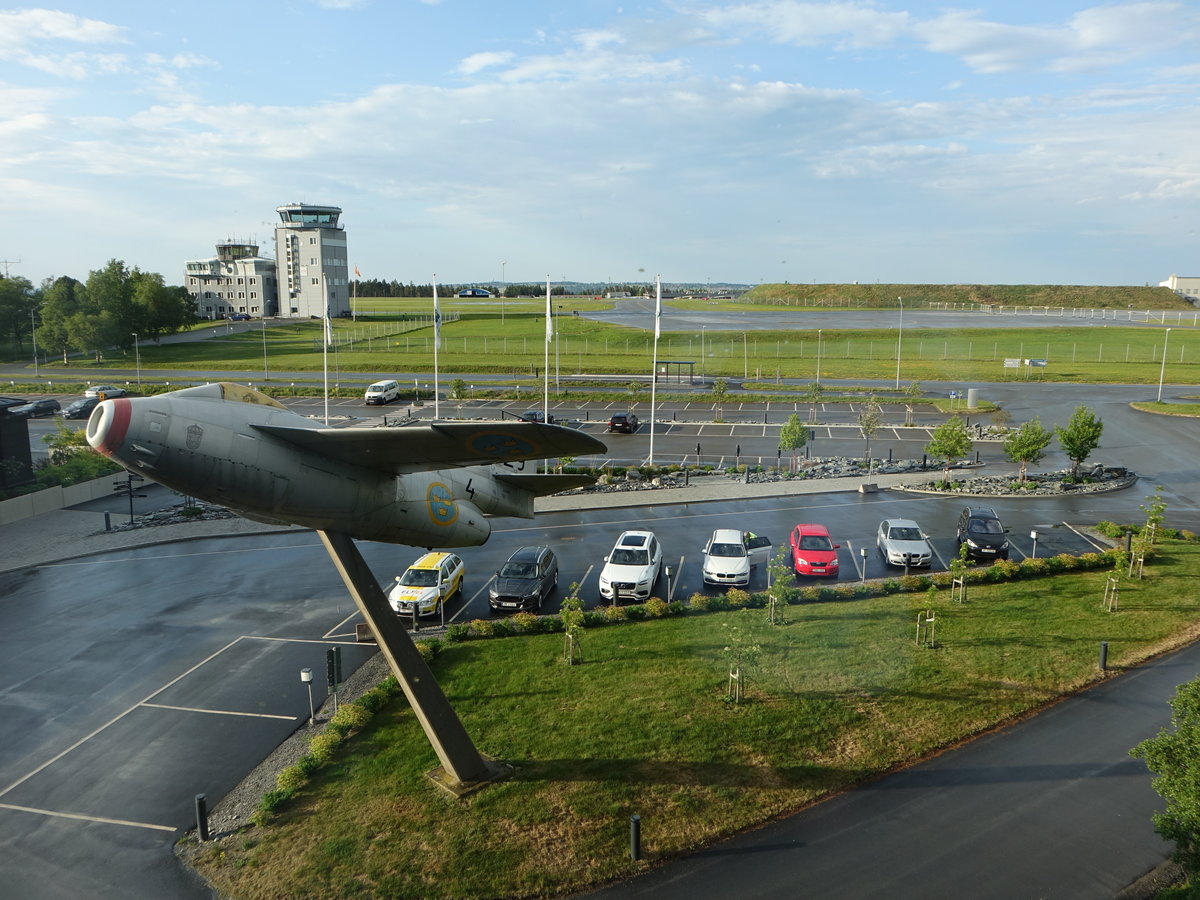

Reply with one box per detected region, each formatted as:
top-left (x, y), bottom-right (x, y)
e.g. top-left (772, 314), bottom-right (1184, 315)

top-left (789, 524), bottom-right (841, 577)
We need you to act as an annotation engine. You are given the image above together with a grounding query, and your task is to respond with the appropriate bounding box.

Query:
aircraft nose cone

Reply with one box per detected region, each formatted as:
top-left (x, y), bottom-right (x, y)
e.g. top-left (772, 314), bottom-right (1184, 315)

top-left (86, 397), bottom-right (131, 458)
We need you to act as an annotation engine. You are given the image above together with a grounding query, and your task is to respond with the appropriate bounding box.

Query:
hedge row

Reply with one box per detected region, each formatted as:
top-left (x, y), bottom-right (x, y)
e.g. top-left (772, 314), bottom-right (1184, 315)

top-left (446, 550), bottom-right (1126, 644)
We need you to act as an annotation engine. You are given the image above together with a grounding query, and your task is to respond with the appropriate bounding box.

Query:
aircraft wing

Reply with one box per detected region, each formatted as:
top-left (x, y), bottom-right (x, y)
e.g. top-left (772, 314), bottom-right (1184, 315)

top-left (492, 472), bottom-right (596, 496)
top-left (252, 420), bottom-right (607, 474)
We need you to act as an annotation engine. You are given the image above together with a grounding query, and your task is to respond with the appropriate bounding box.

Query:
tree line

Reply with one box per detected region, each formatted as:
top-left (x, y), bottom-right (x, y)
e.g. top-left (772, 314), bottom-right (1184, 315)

top-left (1, 260), bottom-right (195, 363)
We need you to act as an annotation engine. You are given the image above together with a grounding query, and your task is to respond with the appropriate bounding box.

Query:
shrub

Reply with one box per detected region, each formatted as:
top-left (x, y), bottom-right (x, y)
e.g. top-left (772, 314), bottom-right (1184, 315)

top-left (510, 611), bottom-right (539, 633)
top-left (817, 586), bottom-right (841, 602)
top-left (900, 574), bottom-right (931, 593)
top-left (1182, 530), bottom-right (1198, 542)
top-left (307, 731), bottom-right (343, 765)
top-left (727, 588), bottom-right (752, 608)
top-left (688, 592), bottom-right (712, 612)
top-left (625, 604), bottom-right (647, 620)
top-left (414, 638), bottom-right (443, 663)
top-left (667, 601), bottom-right (687, 616)
top-left (602, 604), bottom-right (628, 623)
top-left (469, 618), bottom-right (495, 638)
top-left (986, 558), bottom-right (1021, 582)
top-left (583, 610), bottom-right (607, 628)
top-left (931, 571), bottom-right (954, 588)
top-left (329, 703), bottom-right (371, 734)
top-left (1053, 553), bottom-right (1080, 571)
top-left (295, 754), bottom-right (321, 777)
top-left (489, 619), bottom-right (515, 637)
top-left (1020, 557), bottom-right (1051, 576)
top-left (252, 789), bottom-right (290, 827)
top-left (445, 623), bottom-right (470, 642)
top-left (643, 597), bottom-right (669, 618)
top-left (880, 578), bottom-right (903, 595)
top-left (275, 765), bottom-right (309, 794)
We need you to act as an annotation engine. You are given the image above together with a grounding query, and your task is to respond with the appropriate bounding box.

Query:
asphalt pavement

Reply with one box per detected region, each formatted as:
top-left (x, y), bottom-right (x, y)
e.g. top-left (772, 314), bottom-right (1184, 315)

top-left (2, 379), bottom-right (1197, 899)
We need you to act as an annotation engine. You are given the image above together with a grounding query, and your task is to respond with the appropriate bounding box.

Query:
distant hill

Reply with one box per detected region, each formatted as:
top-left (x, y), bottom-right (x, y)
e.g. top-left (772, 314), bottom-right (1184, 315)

top-left (743, 283), bottom-right (1188, 310)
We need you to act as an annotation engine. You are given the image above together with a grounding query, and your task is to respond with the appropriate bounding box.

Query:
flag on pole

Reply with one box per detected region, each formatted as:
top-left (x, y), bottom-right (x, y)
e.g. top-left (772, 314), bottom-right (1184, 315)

top-left (545, 276), bottom-right (553, 344)
top-left (354, 265), bottom-right (361, 278)
top-left (433, 277), bottom-right (442, 350)
top-left (654, 275), bottom-right (662, 340)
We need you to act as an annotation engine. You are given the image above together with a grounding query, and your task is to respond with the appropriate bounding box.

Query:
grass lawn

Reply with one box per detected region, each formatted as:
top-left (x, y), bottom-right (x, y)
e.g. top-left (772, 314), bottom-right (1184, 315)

top-left (39, 302), bottom-right (1200, 387)
top-left (1131, 401), bottom-right (1200, 417)
top-left (192, 541), bottom-right (1200, 899)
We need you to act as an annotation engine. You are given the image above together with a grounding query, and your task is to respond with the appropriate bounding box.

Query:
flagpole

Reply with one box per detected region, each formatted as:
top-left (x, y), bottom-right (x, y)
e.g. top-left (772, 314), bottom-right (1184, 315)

top-left (432, 275), bottom-right (441, 420)
top-left (649, 275), bottom-right (660, 465)
top-left (322, 273), bottom-right (330, 425)
top-left (544, 275), bottom-right (551, 420)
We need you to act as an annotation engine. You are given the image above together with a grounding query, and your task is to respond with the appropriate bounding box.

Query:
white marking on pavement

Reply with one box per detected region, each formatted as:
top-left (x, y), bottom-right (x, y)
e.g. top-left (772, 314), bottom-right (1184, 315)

top-left (0, 802), bottom-right (176, 833)
top-left (141, 703), bottom-right (296, 721)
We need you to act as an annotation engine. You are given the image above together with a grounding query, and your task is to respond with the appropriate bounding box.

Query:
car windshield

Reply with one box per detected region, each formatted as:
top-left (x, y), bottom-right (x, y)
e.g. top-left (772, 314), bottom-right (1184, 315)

top-left (800, 535), bottom-right (832, 551)
top-left (969, 519), bottom-right (1004, 534)
top-left (610, 548), bottom-right (649, 566)
top-left (709, 542), bottom-right (745, 558)
top-left (889, 526), bottom-right (923, 542)
top-left (399, 568), bottom-right (438, 587)
top-left (499, 562), bottom-right (536, 579)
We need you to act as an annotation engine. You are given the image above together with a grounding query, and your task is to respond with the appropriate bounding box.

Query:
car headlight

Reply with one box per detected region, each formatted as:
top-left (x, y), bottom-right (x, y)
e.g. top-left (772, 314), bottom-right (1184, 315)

top-left (966, 539), bottom-right (980, 548)
top-left (488, 586), bottom-right (498, 599)
top-left (795, 557), bottom-right (808, 566)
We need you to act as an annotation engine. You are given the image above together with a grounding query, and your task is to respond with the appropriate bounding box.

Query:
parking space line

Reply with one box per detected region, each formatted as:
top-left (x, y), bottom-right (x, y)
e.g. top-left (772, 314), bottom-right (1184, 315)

top-left (246, 635), bottom-right (366, 646)
top-left (0, 636), bottom-right (246, 799)
top-left (323, 610), bottom-right (361, 640)
top-left (1063, 522), bottom-right (1111, 552)
top-left (0, 802), bottom-right (176, 833)
top-left (38, 540), bottom-right (323, 567)
top-left (140, 702), bottom-right (297, 721)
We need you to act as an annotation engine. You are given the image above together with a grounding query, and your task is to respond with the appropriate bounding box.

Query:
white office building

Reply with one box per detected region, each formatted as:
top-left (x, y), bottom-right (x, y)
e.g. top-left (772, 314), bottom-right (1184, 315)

top-left (184, 241), bottom-right (277, 320)
top-left (274, 203), bottom-right (349, 318)
top-left (1159, 274), bottom-right (1200, 301)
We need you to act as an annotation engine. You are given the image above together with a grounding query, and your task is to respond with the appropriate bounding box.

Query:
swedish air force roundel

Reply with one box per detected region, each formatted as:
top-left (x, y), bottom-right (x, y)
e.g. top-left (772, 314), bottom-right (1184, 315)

top-left (468, 431), bottom-right (534, 459)
top-left (426, 482), bottom-right (458, 526)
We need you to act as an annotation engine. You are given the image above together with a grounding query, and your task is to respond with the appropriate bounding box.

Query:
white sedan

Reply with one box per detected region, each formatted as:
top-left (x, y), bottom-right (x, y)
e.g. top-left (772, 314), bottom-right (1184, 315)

top-left (877, 518), bottom-right (933, 568)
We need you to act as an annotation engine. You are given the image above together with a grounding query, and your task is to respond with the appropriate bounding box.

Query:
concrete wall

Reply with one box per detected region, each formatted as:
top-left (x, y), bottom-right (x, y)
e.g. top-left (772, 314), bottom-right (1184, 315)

top-left (0, 475), bottom-right (117, 526)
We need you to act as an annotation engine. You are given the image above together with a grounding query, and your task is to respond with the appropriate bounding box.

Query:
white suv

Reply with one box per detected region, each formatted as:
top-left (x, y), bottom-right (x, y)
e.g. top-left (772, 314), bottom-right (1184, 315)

top-left (599, 531), bottom-right (663, 602)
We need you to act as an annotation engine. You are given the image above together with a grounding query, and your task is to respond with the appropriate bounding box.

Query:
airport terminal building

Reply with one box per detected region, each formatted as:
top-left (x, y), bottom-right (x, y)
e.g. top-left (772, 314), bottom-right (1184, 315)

top-left (183, 241), bottom-right (278, 320)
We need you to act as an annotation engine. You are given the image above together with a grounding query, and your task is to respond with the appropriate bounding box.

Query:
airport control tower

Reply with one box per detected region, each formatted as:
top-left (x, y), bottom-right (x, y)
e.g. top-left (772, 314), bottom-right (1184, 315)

top-left (274, 203), bottom-right (349, 318)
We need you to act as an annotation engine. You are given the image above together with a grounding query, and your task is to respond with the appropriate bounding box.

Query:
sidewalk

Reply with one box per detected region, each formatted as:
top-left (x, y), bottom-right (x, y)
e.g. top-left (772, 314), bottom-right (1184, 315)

top-left (0, 470), bottom-right (938, 575)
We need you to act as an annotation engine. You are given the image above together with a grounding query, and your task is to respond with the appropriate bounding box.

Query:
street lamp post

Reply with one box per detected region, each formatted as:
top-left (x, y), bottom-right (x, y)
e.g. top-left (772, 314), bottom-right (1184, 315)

top-left (262, 319), bottom-right (269, 381)
top-left (701, 325), bottom-right (706, 382)
top-left (31, 309), bottom-right (38, 378)
top-left (1157, 327), bottom-right (1172, 402)
top-left (501, 260), bottom-right (507, 323)
top-left (131, 333), bottom-right (141, 387)
top-left (894, 296), bottom-right (903, 389)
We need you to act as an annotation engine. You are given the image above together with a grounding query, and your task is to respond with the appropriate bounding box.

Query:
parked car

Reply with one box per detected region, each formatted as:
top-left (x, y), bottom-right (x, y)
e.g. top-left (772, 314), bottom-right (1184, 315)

top-left (489, 546), bottom-right (558, 612)
top-left (789, 524), bottom-right (841, 577)
top-left (877, 518), bottom-right (933, 568)
top-left (457, 288), bottom-right (491, 297)
top-left (84, 384), bottom-right (127, 399)
top-left (387, 552), bottom-right (464, 617)
top-left (228, 313), bottom-right (252, 321)
top-left (599, 530), bottom-right (662, 602)
top-left (9, 398), bottom-right (61, 418)
top-left (701, 528), bottom-right (772, 586)
top-left (956, 506), bottom-right (1010, 560)
top-left (519, 409), bottom-right (554, 424)
top-left (61, 397), bottom-right (100, 419)
top-left (607, 412), bottom-right (639, 433)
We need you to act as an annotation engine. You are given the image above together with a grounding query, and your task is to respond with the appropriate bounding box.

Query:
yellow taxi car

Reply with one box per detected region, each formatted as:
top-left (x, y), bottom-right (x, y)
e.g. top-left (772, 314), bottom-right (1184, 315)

top-left (387, 552), bottom-right (465, 617)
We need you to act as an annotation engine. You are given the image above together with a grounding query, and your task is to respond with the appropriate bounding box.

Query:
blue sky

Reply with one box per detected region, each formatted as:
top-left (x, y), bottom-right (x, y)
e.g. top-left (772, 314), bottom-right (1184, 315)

top-left (2, 1), bottom-right (1198, 287)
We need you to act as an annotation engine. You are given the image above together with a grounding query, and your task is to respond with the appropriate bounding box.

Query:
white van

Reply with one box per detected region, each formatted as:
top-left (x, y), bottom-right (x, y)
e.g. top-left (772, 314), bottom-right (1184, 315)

top-left (364, 380), bottom-right (400, 405)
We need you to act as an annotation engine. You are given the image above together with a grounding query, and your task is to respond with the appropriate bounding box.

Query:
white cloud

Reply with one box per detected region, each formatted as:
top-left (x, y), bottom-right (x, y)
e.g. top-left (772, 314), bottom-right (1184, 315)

top-left (699, 1), bottom-right (912, 49)
top-left (0, 9), bottom-right (127, 78)
top-left (458, 51), bottom-right (514, 76)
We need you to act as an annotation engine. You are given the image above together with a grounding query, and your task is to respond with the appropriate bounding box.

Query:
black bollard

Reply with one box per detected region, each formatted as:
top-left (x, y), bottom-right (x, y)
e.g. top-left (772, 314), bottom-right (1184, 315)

top-left (1099, 641), bottom-right (1109, 671)
top-left (630, 814), bottom-right (642, 860)
top-left (195, 793), bottom-right (210, 842)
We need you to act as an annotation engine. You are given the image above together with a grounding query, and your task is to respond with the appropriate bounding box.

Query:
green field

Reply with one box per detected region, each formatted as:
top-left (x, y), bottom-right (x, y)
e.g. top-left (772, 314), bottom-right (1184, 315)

top-left (741, 283), bottom-right (1187, 309)
top-left (33, 299), bottom-right (1199, 387)
top-left (191, 541), bottom-right (1200, 899)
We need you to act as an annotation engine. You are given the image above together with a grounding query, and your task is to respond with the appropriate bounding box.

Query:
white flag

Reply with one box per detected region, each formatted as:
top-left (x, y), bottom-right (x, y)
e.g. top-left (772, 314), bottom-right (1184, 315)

top-left (545, 276), bottom-right (553, 344)
top-left (324, 309), bottom-right (333, 346)
top-left (433, 278), bottom-right (441, 350)
top-left (654, 275), bottom-right (662, 340)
